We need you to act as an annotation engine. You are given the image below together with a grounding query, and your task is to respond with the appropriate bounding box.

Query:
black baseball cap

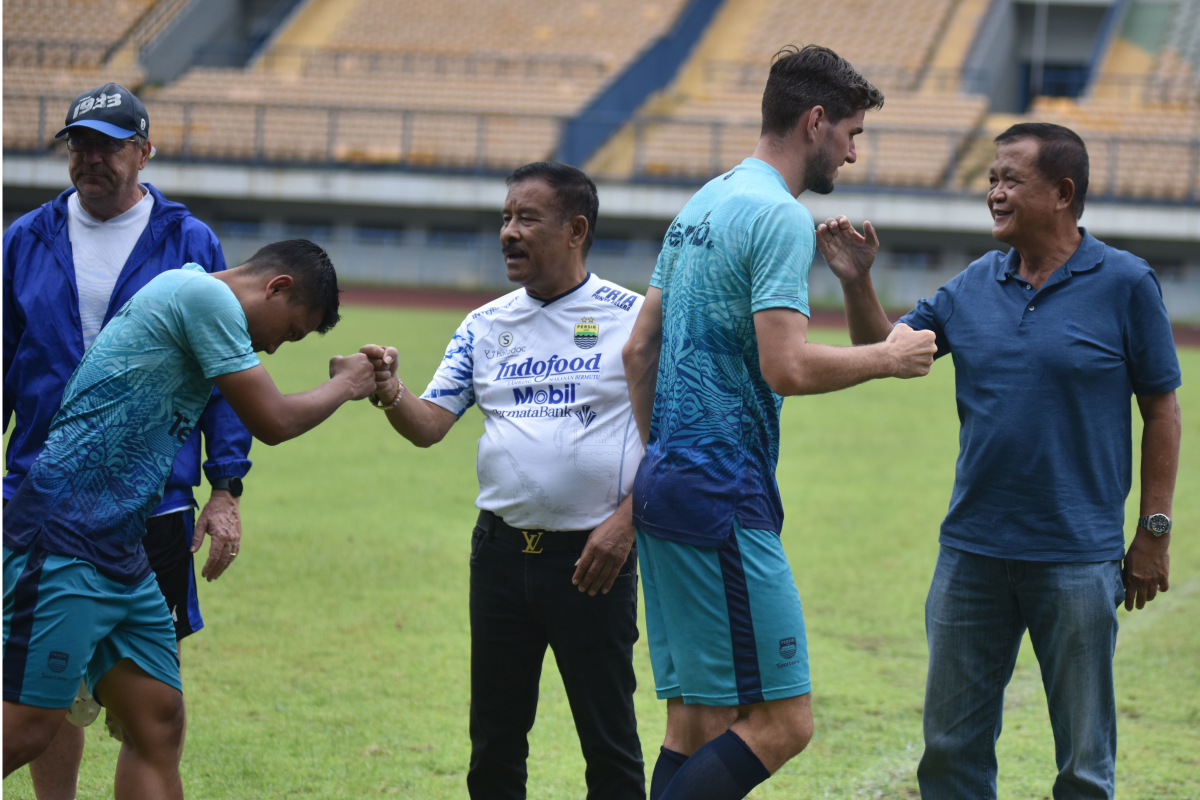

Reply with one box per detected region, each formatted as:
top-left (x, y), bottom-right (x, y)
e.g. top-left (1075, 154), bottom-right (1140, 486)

top-left (56, 84), bottom-right (153, 152)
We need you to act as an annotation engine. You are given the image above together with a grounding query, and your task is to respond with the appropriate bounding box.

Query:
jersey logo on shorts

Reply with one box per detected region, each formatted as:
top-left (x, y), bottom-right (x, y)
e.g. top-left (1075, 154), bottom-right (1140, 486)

top-left (779, 638), bottom-right (797, 659)
top-left (574, 318), bottom-right (599, 349)
top-left (48, 651), bottom-right (70, 673)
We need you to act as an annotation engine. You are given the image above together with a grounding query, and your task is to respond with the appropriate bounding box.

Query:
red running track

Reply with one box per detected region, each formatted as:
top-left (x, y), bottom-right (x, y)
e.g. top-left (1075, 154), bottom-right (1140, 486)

top-left (341, 285), bottom-right (1200, 347)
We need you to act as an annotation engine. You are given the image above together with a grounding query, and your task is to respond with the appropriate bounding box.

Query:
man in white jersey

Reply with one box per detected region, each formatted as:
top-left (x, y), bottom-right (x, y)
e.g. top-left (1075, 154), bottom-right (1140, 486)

top-left (364, 162), bottom-right (646, 799)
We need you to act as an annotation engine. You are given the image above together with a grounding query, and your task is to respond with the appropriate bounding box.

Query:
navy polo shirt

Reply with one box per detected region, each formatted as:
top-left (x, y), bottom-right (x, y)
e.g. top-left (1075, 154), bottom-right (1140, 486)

top-left (900, 231), bottom-right (1181, 562)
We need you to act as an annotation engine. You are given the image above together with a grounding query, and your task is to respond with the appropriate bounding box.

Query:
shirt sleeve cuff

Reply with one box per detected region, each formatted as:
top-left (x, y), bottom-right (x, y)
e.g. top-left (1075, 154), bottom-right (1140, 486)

top-left (203, 459), bottom-right (253, 482)
top-left (1132, 376), bottom-right (1182, 396)
top-left (750, 296), bottom-right (809, 316)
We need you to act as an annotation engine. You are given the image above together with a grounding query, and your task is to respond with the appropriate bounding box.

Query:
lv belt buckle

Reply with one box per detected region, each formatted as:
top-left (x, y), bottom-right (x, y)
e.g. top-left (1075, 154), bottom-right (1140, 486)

top-left (521, 530), bottom-right (545, 554)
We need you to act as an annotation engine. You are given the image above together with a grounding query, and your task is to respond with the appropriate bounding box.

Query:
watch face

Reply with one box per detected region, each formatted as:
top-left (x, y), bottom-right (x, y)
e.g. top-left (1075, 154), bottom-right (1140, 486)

top-left (1149, 514), bottom-right (1170, 534)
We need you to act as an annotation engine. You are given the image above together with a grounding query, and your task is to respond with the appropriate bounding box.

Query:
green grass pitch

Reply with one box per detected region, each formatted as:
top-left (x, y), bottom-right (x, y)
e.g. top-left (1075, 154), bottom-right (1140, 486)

top-left (4, 304), bottom-right (1197, 799)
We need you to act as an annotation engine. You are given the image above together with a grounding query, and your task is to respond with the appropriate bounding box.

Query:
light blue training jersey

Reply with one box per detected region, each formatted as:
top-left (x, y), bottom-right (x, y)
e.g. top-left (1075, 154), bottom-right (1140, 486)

top-left (3, 264), bottom-right (260, 583)
top-left (632, 158), bottom-right (814, 547)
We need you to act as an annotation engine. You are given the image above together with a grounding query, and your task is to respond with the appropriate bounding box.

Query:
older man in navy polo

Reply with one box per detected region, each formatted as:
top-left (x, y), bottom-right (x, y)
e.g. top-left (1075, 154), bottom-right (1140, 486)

top-left (815, 122), bottom-right (1181, 800)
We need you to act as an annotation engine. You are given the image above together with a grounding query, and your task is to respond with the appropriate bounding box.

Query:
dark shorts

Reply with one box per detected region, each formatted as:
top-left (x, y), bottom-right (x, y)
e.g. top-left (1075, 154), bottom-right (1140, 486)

top-left (142, 510), bottom-right (204, 641)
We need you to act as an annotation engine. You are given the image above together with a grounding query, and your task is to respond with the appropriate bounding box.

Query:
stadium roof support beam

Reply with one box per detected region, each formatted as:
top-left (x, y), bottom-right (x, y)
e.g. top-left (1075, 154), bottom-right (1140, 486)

top-left (556, 0), bottom-right (725, 167)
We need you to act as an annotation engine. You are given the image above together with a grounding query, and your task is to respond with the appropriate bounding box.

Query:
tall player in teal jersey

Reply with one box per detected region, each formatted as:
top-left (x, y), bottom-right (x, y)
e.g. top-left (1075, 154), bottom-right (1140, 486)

top-left (623, 46), bottom-right (939, 800)
top-left (3, 240), bottom-right (378, 798)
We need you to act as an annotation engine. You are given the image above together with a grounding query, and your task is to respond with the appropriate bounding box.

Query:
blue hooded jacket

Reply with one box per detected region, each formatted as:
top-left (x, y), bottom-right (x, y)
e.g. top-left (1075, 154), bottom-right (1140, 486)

top-left (3, 184), bottom-right (252, 514)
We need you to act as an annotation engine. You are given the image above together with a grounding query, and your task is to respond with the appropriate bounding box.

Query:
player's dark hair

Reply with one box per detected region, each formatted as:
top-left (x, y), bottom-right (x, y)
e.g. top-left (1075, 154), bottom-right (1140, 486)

top-left (506, 161), bottom-right (599, 255)
top-left (994, 122), bottom-right (1089, 220)
top-left (242, 239), bottom-right (341, 333)
top-left (761, 44), bottom-right (884, 137)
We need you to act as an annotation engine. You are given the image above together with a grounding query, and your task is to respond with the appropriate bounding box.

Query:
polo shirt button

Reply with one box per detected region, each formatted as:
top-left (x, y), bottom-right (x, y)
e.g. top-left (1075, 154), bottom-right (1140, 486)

top-left (1029, 305), bottom-right (1035, 311)
top-left (1025, 284), bottom-right (1032, 290)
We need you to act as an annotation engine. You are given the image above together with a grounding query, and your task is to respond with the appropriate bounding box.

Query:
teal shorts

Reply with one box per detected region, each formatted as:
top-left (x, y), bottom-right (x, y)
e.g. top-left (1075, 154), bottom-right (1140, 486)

top-left (3, 546), bottom-right (181, 708)
top-left (637, 522), bottom-right (810, 706)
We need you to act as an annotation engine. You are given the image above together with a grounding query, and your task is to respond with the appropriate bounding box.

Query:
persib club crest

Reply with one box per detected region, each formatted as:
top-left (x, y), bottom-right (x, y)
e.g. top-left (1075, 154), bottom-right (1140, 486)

top-left (48, 651), bottom-right (70, 673)
top-left (779, 637), bottom-right (797, 660)
top-left (574, 318), bottom-right (599, 349)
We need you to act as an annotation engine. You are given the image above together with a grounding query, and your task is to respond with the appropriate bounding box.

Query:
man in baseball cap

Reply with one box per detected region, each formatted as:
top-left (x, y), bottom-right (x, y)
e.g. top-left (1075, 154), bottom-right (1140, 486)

top-left (5, 84), bottom-right (252, 799)
top-left (57, 82), bottom-right (155, 154)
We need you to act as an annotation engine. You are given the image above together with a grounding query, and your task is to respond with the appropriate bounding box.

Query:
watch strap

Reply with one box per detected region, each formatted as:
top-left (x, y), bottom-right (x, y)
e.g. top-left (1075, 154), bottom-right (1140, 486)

top-left (211, 477), bottom-right (244, 497)
top-left (1137, 514), bottom-right (1171, 536)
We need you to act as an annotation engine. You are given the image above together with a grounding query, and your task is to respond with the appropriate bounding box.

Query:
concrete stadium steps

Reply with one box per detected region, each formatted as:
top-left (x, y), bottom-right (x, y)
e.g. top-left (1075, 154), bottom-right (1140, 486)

top-left (153, 67), bottom-right (602, 115)
top-left (922, 0), bottom-right (991, 91)
top-left (589, 0), bottom-right (991, 184)
top-left (256, 0), bottom-right (364, 75)
top-left (142, 65), bottom-right (601, 165)
top-left (2, 0), bottom-right (154, 118)
top-left (743, 0), bottom-right (958, 70)
top-left (129, 0), bottom-right (692, 169)
top-left (320, 0), bottom-right (688, 69)
top-left (2, 0), bottom-right (156, 61)
top-left (104, 0), bottom-right (194, 70)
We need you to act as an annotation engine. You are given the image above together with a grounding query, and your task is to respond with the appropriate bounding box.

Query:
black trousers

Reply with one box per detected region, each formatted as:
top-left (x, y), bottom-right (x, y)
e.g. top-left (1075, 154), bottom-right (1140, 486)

top-left (467, 520), bottom-right (644, 800)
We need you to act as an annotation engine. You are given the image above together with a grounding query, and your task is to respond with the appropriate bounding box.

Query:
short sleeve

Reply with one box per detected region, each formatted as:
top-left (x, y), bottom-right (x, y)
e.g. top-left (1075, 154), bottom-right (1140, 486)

top-left (649, 247), bottom-right (667, 289)
top-left (174, 270), bottom-right (259, 379)
top-left (899, 275), bottom-right (960, 360)
top-left (1125, 271), bottom-right (1182, 396)
top-left (745, 202), bottom-right (812, 316)
top-left (422, 315), bottom-right (477, 417)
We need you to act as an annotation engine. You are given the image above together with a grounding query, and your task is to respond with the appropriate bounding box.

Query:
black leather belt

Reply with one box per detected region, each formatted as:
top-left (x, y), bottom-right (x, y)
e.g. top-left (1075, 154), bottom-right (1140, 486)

top-left (477, 510), bottom-right (593, 553)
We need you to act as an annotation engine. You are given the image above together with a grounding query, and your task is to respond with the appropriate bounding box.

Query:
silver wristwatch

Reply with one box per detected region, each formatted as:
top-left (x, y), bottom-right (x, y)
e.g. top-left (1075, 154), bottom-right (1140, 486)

top-left (1137, 514), bottom-right (1172, 537)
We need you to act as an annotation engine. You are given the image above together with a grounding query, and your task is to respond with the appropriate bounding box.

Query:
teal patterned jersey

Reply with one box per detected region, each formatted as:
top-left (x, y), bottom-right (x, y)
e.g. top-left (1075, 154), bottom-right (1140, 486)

top-left (632, 158), bottom-right (814, 547)
top-left (3, 264), bottom-right (259, 583)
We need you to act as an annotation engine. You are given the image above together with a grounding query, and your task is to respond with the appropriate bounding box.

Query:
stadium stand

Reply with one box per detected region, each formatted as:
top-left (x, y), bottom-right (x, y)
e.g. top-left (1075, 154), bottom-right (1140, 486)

top-left (593, 0), bottom-right (992, 187)
top-left (2, 0), bottom-right (1197, 202)
top-left (1, 0), bottom-right (191, 150)
top-left (2, 0), bottom-right (156, 65)
top-left (139, 0), bottom-right (689, 166)
top-left (951, 0), bottom-right (1200, 202)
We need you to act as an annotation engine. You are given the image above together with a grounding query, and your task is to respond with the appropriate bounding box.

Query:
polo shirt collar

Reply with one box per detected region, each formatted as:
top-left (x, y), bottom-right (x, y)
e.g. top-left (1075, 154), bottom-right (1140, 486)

top-left (995, 228), bottom-right (1103, 283)
top-left (739, 158), bottom-right (790, 194)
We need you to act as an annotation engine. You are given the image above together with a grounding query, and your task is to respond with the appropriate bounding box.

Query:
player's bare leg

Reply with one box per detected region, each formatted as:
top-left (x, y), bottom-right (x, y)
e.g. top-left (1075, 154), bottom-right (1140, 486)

top-left (95, 659), bottom-right (186, 800)
top-left (103, 643), bottom-right (186, 752)
top-left (663, 693), bottom-right (812, 773)
top-left (2, 702), bottom-right (70, 777)
top-left (663, 698), bottom-right (737, 755)
top-left (729, 694), bottom-right (813, 772)
top-left (28, 721), bottom-right (84, 799)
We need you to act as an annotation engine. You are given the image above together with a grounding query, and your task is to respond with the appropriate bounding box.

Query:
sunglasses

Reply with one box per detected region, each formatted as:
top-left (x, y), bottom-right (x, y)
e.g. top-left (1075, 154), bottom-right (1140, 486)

top-left (66, 136), bottom-right (137, 154)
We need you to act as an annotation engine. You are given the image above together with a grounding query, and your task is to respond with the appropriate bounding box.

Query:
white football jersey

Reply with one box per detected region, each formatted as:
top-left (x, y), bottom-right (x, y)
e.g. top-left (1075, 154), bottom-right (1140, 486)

top-left (422, 273), bottom-right (645, 531)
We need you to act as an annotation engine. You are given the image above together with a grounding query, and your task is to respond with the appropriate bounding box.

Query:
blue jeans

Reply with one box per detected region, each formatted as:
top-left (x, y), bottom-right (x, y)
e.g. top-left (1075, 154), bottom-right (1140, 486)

top-left (918, 545), bottom-right (1125, 800)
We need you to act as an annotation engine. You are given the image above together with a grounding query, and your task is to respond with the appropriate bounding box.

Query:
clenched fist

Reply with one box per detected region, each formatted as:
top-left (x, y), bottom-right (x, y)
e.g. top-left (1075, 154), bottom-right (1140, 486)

top-left (329, 353), bottom-right (377, 400)
top-left (885, 323), bottom-right (937, 378)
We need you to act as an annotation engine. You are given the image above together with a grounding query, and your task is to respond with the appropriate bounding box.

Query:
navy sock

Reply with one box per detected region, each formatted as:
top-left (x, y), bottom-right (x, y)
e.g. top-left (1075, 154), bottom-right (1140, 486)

top-left (650, 747), bottom-right (690, 800)
top-left (659, 730), bottom-right (770, 800)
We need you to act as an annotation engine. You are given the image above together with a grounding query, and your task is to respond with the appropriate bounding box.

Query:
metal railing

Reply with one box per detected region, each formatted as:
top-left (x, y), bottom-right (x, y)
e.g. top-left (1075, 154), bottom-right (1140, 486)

top-left (252, 47), bottom-right (610, 81)
top-left (624, 114), bottom-right (1200, 202)
top-left (704, 60), bottom-right (992, 94)
top-left (628, 116), bottom-right (982, 186)
top-left (4, 94), bottom-right (568, 171)
top-left (6, 92), bottom-right (1199, 202)
top-left (703, 59), bottom-right (1200, 105)
top-left (1081, 72), bottom-right (1200, 107)
top-left (2, 39), bottom-right (110, 68)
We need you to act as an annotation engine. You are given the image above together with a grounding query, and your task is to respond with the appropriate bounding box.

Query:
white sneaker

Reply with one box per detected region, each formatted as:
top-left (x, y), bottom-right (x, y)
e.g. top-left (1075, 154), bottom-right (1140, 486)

top-left (65, 679), bottom-right (101, 728)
